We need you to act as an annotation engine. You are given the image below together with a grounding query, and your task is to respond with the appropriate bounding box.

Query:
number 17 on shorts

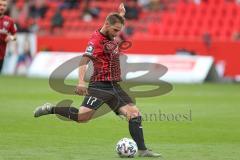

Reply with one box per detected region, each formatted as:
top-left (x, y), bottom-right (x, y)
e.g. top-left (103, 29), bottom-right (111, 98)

top-left (81, 96), bottom-right (103, 110)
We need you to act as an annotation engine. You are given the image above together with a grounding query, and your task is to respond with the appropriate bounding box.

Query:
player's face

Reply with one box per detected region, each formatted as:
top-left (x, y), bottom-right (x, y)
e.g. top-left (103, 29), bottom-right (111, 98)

top-left (0, 0), bottom-right (7, 15)
top-left (106, 22), bottom-right (123, 40)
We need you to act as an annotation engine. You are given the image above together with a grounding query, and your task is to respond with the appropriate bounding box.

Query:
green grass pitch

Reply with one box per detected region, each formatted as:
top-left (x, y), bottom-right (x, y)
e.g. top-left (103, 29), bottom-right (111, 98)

top-left (0, 76), bottom-right (240, 160)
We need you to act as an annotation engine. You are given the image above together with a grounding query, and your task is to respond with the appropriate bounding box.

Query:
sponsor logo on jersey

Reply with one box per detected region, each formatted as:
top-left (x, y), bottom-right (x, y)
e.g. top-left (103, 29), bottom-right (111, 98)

top-left (85, 45), bottom-right (94, 55)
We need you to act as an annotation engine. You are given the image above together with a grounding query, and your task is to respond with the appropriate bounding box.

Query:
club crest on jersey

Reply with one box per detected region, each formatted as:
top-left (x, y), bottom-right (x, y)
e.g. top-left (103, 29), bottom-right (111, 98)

top-left (104, 41), bottom-right (118, 54)
top-left (85, 45), bottom-right (94, 55)
top-left (3, 21), bottom-right (9, 27)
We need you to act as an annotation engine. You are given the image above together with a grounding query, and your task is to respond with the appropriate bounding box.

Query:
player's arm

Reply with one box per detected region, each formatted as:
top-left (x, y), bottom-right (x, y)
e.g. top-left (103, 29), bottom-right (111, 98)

top-left (5, 33), bottom-right (16, 42)
top-left (118, 3), bottom-right (126, 17)
top-left (75, 56), bottom-right (91, 96)
top-left (5, 21), bottom-right (17, 42)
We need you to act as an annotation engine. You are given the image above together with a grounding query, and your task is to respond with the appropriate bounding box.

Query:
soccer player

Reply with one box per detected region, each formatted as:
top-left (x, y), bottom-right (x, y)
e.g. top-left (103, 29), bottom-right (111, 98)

top-left (34, 3), bottom-right (161, 157)
top-left (0, 0), bottom-right (17, 73)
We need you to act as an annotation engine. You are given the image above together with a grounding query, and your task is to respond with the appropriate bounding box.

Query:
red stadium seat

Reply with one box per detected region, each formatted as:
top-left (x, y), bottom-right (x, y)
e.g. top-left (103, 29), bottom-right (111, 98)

top-left (34, 0), bottom-right (240, 41)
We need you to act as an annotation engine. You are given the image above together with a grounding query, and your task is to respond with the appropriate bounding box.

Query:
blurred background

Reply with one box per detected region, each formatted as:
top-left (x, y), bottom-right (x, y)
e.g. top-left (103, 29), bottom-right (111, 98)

top-left (2, 0), bottom-right (240, 83)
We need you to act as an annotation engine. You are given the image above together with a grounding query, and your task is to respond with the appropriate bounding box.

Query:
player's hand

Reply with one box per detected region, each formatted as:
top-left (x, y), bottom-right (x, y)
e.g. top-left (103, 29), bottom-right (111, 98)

top-left (118, 3), bottom-right (126, 17)
top-left (5, 34), bottom-right (16, 42)
top-left (75, 84), bottom-right (88, 96)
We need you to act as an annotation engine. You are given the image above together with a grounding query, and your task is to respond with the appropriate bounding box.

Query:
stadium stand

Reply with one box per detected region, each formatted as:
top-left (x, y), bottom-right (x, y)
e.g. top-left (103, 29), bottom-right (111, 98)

top-left (7, 0), bottom-right (240, 41)
top-left (5, 0), bottom-right (240, 78)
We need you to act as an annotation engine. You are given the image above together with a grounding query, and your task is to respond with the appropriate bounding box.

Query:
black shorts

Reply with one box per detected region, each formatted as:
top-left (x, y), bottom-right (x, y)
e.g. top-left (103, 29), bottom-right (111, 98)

top-left (81, 81), bottom-right (134, 114)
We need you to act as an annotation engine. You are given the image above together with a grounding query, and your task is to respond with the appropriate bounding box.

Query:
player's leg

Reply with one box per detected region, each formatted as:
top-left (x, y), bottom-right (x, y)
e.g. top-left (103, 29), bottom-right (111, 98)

top-left (34, 85), bottom-right (107, 122)
top-left (51, 105), bottom-right (96, 123)
top-left (112, 83), bottom-right (161, 157)
top-left (118, 104), bottom-right (147, 150)
top-left (34, 83), bottom-right (109, 122)
top-left (33, 102), bottom-right (96, 123)
top-left (118, 104), bottom-right (161, 157)
top-left (78, 106), bottom-right (95, 122)
top-left (108, 84), bottom-right (147, 151)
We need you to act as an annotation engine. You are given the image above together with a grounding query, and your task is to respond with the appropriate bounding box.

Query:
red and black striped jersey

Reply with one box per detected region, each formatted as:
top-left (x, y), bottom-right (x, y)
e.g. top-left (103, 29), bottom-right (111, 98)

top-left (0, 15), bottom-right (17, 60)
top-left (83, 29), bottom-right (121, 82)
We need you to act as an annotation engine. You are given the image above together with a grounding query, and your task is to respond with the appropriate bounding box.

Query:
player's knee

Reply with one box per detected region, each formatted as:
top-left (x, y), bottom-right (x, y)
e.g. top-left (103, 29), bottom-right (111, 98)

top-left (128, 107), bottom-right (141, 119)
top-left (77, 115), bottom-right (91, 123)
top-left (76, 109), bottom-right (95, 123)
top-left (130, 112), bottom-right (140, 119)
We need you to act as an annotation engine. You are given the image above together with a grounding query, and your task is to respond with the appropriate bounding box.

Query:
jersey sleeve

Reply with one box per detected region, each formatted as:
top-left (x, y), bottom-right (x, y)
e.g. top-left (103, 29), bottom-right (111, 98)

top-left (83, 39), bottom-right (103, 59)
top-left (9, 19), bottom-right (17, 35)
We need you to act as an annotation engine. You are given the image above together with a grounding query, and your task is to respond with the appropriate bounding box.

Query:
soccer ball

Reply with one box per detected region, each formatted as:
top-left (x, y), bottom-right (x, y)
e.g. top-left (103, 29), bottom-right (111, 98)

top-left (116, 138), bottom-right (138, 158)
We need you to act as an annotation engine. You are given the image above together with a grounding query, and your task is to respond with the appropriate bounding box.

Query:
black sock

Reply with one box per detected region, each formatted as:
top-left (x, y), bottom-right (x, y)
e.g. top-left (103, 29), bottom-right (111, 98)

top-left (129, 116), bottom-right (147, 150)
top-left (51, 107), bottom-right (79, 122)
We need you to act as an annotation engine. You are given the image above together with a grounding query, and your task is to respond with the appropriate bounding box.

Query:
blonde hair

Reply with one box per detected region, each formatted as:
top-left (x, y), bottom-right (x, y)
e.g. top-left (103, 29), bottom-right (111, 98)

top-left (106, 12), bottom-right (125, 25)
